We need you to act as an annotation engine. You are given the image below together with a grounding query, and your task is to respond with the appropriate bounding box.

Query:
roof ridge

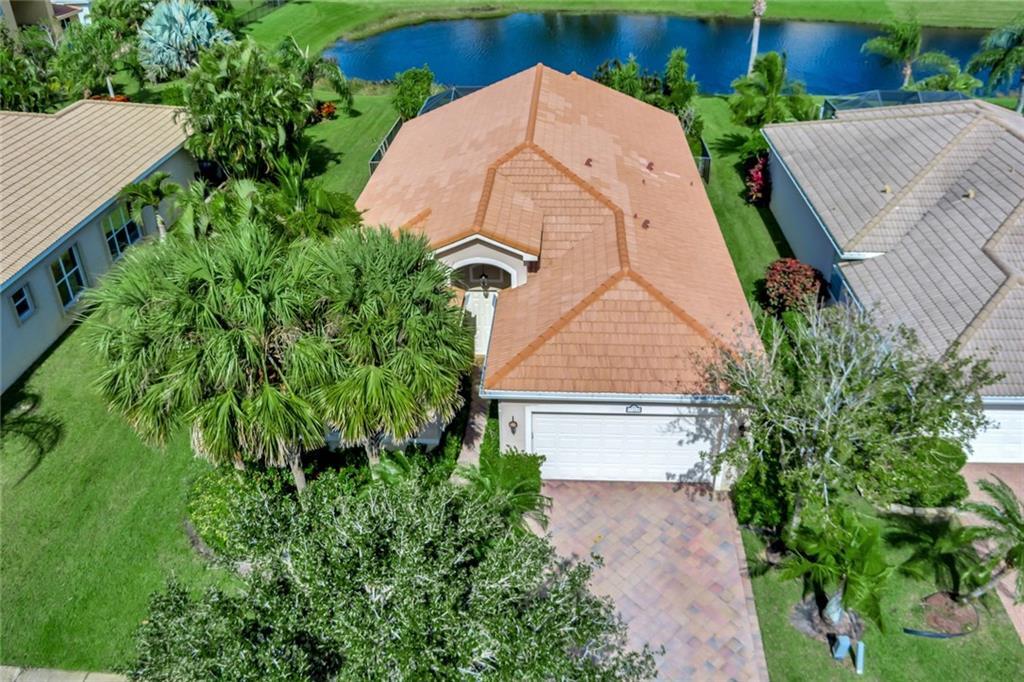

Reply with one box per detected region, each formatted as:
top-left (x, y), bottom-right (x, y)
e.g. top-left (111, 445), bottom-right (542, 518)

top-left (485, 269), bottom-right (627, 387)
top-left (845, 115), bottom-right (984, 251)
top-left (525, 63), bottom-right (544, 143)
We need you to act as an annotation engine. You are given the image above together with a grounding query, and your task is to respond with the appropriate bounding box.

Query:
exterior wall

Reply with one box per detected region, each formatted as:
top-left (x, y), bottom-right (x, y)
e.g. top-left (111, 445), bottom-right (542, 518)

top-left (8, 0), bottom-right (59, 37)
top-left (436, 240), bottom-right (529, 288)
top-left (497, 397), bottom-right (736, 489)
top-left (1, 148), bottom-right (196, 393)
top-left (768, 152), bottom-right (842, 284)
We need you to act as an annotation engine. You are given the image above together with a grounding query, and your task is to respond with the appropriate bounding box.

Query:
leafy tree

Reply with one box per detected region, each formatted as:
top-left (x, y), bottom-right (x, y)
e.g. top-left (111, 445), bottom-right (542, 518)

top-left (392, 65), bottom-right (433, 120)
top-left (0, 26), bottom-right (58, 112)
top-left (908, 56), bottom-right (983, 94)
top-left (138, 0), bottom-right (232, 81)
top-left (861, 21), bottom-right (950, 88)
top-left (747, 0), bottom-right (767, 75)
top-left (968, 16), bottom-right (1024, 114)
top-left (92, 0), bottom-right (154, 32)
top-left (311, 227), bottom-right (474, 460)
top-left (780, 510), bottom-right (893, 632)
top-left (118, 171), bottom-right (182, 241)
top-left (663, 47), bottom-right (698, 114)
top-left (593, 55), bottom-right (661, 103)
top-left (963, 477), bottom-right (1024, 602)
top-left (128, 467), bottom-right (656, 680)
top-left (51, 18), bottom-right (122, 99)
top-left (277, 36), bottom-right (353, 114)
top-left (729, 51), bottom-right (815, 128)
top-left (702, 304), bottom-right (998, 532)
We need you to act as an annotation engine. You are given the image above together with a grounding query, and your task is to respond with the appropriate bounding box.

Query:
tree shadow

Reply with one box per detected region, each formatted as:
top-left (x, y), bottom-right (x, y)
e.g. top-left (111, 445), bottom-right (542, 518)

top-left (1, 387), bottom-right (65, 487)
top-left (301, 137), bottom-right (344, 177)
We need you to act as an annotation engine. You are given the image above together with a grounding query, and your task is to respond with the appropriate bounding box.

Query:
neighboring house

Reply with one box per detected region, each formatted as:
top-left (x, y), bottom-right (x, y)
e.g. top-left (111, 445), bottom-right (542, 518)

top-left (1, 100), bottom-right (195, 393)
top-left (763, 100), bottom-right (1024, 463)
top-left (53, 0), bottom-right (90, 25)
top-left (358, 64), bottom-right (758, 485)
top-left (1, 0), bottom-right (80, 39)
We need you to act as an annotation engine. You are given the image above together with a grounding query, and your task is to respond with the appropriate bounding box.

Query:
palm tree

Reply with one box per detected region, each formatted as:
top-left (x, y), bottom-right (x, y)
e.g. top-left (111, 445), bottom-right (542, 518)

top-left (266, 155), bottom-right (362, 239)
top-left (88, 219), bottom-right (336, 492)
top-left (747, 0), bottom-right (767, 76)
top-left (968, 16), bottom-right (1024, 114)
top-left (861, 21), bottom-right (950, 88)
top-left (963, 477), bottom-right (1024, 602)
top-left (311, 227), bottom-right (475, 461)
top-left (277, 36), bottom-right (354, 114)
top-left (908, 56), bottom-right (983, 94)
top-left (118, 171), bottom-right (181, 241)
top-left (729, 51), bottom-right (816, 128)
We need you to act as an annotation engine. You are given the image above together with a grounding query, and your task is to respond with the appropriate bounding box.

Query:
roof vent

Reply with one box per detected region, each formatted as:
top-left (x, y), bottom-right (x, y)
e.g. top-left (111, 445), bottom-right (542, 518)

top-left (964, 188), bottom-right (976, 199)
top-left (585, 157), bottom-right (593, 167)
top-left (882, 184), bottom-right (892, 194)
top-left (642, 219), bottom-right (651, 229)
top-left (646, 161), bottom-right (655, 171)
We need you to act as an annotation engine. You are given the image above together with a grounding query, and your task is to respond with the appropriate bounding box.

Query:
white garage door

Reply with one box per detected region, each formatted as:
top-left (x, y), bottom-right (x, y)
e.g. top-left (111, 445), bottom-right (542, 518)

top-left (970, 408), bottom-right (1024, 463)
top-left (530, 412), bottom-right (716, 483)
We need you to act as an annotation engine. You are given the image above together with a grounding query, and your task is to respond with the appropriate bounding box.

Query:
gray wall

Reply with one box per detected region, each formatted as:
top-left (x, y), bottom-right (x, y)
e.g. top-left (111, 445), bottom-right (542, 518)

top-left (768, 152), bottom-right (841, 282)
top-left (1, 149), bottom-right (196, 393)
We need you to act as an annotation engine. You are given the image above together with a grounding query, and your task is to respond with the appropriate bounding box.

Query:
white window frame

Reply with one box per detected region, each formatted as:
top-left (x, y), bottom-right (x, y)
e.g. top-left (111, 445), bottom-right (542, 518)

top-left (51, 244), bottom-right (86, 309)
top-left (10, 284), bottom-right (35, 322)
top-left (104, 206), bottom-right (143, 261)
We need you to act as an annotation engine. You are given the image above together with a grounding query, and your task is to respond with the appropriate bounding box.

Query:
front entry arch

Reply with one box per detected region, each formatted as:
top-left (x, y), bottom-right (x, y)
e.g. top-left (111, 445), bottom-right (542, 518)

top-left (451, 259), bottom-right (516, 356)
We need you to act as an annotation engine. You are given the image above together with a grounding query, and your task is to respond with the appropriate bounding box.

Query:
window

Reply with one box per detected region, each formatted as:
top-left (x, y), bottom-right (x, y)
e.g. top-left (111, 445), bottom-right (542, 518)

top-left (51, 246), bottom-right (86, 308)
top-left (455, 263), bottom-right (511, 290)
top-left (10, 285), bottom-right (34, 322)
top-left (104, 206), bottom-right (143, 260)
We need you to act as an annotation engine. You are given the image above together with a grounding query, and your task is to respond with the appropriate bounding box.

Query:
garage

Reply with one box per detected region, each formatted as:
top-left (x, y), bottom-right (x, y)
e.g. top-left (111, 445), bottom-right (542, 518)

top-left (970, 407), bottom-right (1024, 463)
top-left (529, 410), bottom-right (719, 483)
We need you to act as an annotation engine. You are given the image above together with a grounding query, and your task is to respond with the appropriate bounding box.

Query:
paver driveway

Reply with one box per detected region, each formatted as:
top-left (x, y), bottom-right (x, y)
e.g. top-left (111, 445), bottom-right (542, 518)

top-left (545, 481), bottom-right (768, 681)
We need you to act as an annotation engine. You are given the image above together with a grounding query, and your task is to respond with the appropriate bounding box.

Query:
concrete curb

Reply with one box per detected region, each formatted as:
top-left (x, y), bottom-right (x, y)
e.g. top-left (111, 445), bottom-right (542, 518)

top-left (1, 667), bottom-right (126, 682)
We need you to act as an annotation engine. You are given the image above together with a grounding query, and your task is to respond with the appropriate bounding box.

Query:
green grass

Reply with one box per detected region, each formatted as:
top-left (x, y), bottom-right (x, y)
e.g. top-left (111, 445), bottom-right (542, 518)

top-left (244, 1), bottom-right (1018, 54)
top-left (0, 325), bottom-right (215, 671)
top-left (742, 520), bottom-right (1024, 681)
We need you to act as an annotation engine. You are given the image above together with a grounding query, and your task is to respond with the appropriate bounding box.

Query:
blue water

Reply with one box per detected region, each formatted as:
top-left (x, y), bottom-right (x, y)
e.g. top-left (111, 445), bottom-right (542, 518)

top-left (326, 13), bottom-right (989, 94)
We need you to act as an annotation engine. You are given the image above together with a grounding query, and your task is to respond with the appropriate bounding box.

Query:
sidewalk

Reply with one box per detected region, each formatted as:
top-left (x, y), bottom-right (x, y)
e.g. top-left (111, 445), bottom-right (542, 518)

top-left (1, 668), bottom-right (124, 682)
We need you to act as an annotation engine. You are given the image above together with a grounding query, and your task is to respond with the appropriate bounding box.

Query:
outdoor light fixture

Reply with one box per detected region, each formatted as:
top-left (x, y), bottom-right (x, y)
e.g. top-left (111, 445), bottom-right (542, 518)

top-left (480, 272), bottom-right (490, 297)
top-left (508, 417), bottom-right (518, 434)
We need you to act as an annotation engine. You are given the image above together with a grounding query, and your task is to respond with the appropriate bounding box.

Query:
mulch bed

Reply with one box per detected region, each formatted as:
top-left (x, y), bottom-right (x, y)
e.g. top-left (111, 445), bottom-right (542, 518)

top-left (921, 592), bottom-right (979, 635)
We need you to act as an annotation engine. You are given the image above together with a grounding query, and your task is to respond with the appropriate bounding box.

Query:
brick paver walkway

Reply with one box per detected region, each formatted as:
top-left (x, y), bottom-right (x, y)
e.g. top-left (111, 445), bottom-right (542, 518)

top-left (545, 481), bottom-right (769, 681)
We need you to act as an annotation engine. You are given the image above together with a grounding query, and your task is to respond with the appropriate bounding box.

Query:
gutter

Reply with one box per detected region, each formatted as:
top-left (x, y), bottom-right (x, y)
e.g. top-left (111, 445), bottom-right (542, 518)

top-left (1, 143), bottom-right (186, 293)
top-left (982, 396), bottom-right (1024, 407)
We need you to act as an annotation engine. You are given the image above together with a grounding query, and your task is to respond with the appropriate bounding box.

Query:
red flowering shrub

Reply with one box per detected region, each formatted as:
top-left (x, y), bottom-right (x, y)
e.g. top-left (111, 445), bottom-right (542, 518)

top-left (745, 155), bottom-right (770, 204)
top-left (763, 258), bottom-right (823, 314)
top-left (88, 94), bottom-right (130, 102)
top-left (308, 101), bottom-right (338, 124)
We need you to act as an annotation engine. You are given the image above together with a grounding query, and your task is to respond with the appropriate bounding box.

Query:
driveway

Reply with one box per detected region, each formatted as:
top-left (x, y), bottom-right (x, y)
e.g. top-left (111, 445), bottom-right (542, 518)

top-left (545, 481), bottom-right (769, 681)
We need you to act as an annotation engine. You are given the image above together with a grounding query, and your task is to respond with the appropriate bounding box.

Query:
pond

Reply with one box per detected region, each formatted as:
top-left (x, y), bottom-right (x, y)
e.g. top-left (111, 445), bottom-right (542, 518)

top-left (326, 13), bottom-right (988, 94)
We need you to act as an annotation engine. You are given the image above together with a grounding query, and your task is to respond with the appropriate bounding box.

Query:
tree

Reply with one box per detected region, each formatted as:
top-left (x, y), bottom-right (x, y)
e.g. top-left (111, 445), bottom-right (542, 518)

top-left (392, 65), bottom-right (433, 120)
top-left (747, 0), bottom-right (767, 75)
top-left (729, 51), bottom-right (816, 128)
top-left (180, 38), bottom-right (313, 177)
top-left (118, 171), bottom-right (182, 241)
top-left (663, 47), bottom-right (699, 115)
top-left (138, 0), bottom-right (233, 81)
top-left (702, 304), bottom-right (998, 532)
top-left (593, 55), bottom-right (661, 103)
top-left (908, 55), bottom-right (983, 94)
top-left (0, 26), bottom-right (58, 112)
top-left (264, 155), bottom-right (361, 239)
top-left (88, 219), bottom-right (333, 491)
top-left (968, 16), bottom-right (1024, 114)
top-left (92, 0), bottom-right (154, 32)
top-left (51, 18), bottom-right (122, 98)
top-left (861, 21), bottom-right (950, 88)
top-left (311, 227), bottom-right (475, 461)
top-left (277, 36), bottom-right (353, 114)
top-left (963, 477), bottom-right (1024, 602)
top-left (128, 468), bottom-right (656, 680)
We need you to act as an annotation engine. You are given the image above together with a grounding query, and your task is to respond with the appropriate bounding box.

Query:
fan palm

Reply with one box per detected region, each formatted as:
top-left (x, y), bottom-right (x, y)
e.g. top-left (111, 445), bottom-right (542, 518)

top-left (968, 16), bottom-right (1024, 114)
top-left (963, 477), bottom-right (1024, 602)
top-left (747, 0), bottom-right (767, 76)
top-left (88, 220), bottom-right (337, 492)
top-left (861, 21), bottom-right (950, 88)
top-left (310, 227), bottom-right (475, 461)
top-left (138, 0), bottom-right (233, 81)
top-left (118, 171), bottom-right (181, 241)
top-left (729, 51), bottom-right (816, 128)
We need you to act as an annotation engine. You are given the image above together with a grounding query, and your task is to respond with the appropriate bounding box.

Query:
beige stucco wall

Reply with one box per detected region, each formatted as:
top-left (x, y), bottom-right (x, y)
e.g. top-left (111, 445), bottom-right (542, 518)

top-left (436, 239), bottom-right (530, 287)
top-left (1, 148), bottom-right (196, 393)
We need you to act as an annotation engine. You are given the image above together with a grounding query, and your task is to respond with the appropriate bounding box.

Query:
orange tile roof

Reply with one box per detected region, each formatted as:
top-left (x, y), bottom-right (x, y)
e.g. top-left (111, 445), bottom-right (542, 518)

top-left (357, 65), bottom-right (757, 396)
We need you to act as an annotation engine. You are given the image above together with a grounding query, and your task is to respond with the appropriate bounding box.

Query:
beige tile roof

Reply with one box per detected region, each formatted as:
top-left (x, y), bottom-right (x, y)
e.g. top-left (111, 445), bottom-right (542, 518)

top-left (1, 100), bottom-right (187, 285)
top-left (358, 65), bottom-right (757, 396)
top-left (765, 101), bottom-right (1024, 397)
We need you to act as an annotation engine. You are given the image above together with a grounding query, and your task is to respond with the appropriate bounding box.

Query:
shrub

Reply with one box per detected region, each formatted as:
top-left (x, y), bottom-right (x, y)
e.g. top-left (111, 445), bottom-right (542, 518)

top-left (892, 437), bottom-right (970, 508)
top-left (393, 65), bottom-right (433, 120)
top-left (745, 154), bottom-right (770, 204)
top-left (479, 400), bottom-right (501, 461)
top-left (762, 258), bottom-right (823, 314)
top-left (307, 100), bottom-right (338, 124)
top-left (732, 455), bottom-right (792, 531)
top-left (138, 0), bottom-right (232, 81)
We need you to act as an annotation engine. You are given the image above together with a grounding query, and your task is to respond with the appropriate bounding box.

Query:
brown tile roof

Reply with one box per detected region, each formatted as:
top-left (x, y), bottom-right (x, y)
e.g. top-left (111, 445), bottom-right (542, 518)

top-left (358, 65), bottom-right (757, 396)
top-left (1, 100), bottom-right (187, 286)
top-left (765, 101), bottom-right (1024, 397)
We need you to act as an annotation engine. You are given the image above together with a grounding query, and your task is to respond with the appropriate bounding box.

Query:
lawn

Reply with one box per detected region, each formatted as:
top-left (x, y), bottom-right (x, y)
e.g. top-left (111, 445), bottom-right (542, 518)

top-left (244, 1), bottom-right (1018, 54)
top-left (742, 522), bottom-right (1024, 681)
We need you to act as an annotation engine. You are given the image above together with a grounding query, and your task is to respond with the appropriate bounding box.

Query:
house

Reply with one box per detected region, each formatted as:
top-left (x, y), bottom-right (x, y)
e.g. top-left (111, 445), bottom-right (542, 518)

top-left (1, 100), bottom-right (195, 393)
top-left (358, 64), bottom-right (758, 485)
top-left (763, 100), bottom-right (1023, 463)
top-left (1, 0), bottom-right (80, 39)
top-left (53, 0), bottom-right (90, 25)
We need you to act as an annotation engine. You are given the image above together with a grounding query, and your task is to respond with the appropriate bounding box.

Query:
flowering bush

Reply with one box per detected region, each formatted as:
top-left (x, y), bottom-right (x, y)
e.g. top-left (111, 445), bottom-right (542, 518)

top-left (89, 94), bottom-right (131, 102)
top-left (763, 258), bottom-right (823, 313)
top-left (308, 100), bottom-right (338, 124)
top-left (746, 154), bottom-right (770, 204)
